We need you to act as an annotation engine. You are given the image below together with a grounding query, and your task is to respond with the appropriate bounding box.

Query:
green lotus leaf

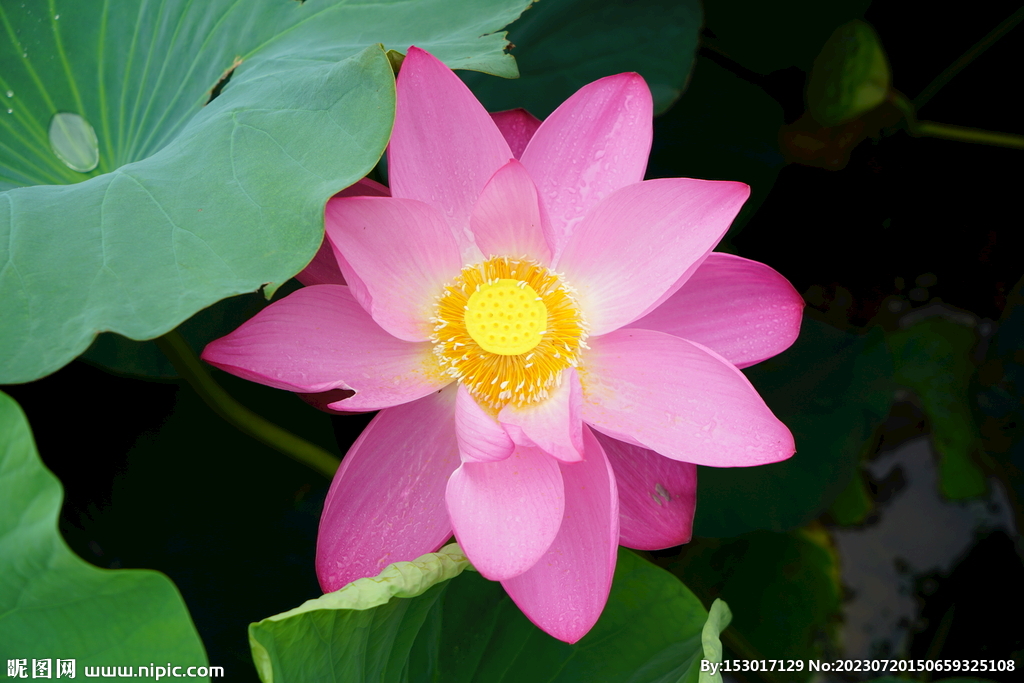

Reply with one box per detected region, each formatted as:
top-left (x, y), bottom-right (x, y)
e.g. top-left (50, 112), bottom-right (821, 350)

top-left (250, 546), bottom-right (711, 682)
top-left (0, 390), bottom-right (207, 671)
top-left (0, 0), bottom-right (534, 383)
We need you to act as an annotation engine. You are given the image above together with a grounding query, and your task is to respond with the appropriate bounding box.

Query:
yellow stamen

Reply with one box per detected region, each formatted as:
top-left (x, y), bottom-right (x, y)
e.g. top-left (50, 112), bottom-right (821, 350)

top-left (431, 257), bottom-right (587, 410)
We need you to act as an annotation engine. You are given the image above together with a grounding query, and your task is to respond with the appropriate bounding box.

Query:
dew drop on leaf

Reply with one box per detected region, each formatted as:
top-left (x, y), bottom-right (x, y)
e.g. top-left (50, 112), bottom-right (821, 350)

top-left (48, 112), bottom-right (100, 172)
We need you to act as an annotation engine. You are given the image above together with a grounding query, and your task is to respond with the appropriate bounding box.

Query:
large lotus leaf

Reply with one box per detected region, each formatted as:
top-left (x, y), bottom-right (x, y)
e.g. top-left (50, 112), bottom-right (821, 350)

top-left (0, 391), bottom-right (207, 669)
top-left (694, 317), bottom-right (893, 536)
top-left (250, 545), bottom-right (709, 683)
top-left (463, 0), bottom-right (702, 117)
top-left (249, 544), bottom-right (472, 682)
top-left (79, 282), bottom-right (298, 379)
top-left (0, 0), bottom-right (534, 384)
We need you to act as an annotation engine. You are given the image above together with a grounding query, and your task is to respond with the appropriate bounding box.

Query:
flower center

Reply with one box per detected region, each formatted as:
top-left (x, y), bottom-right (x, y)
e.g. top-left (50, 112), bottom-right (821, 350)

top-left (432, 257), bottom-right (588, 410)
top-left (464, 279), bottom-right (546, 355)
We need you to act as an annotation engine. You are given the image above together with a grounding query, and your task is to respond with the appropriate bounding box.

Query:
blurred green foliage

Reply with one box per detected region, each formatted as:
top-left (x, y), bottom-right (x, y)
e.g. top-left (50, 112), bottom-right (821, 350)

top-left (465, 0), bottom-right (702, 117)
top-left (647, 57), bottom-right (786, 233)
top-left (889, 316), bottom-right (988, 499)
top-left (664, 528), bottom-right (842, 683)
top-left (695, 317), bottom-right (893, 536)
top-left (703, 0), bottom-right (871, 74)
top-left (807, 20), bottom-right (891, 127)
top-left (975, 277), bottom-right (1024, 515)
top-left (827, 467), bottom-right (874, 525)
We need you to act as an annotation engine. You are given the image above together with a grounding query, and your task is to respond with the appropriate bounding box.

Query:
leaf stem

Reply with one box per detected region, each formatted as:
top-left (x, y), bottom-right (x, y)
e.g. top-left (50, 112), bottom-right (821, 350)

top-left (889, 92), bottom-right (1024, 150)
top-left (914, 121), bottom-right (1024, 149)
top-left (914, 6), bottom-right (1024, 109)
top-left (155, 330), bottom-right (340, 478)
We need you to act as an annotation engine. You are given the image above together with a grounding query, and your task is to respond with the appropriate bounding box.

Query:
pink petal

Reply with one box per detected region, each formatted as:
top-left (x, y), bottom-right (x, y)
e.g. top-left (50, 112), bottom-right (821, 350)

top-left (297, 178), bottom-right (390, 287)
top-left (520, 73), bottom-right (652, 259)
top-left (582, 329), bottom-right (795, 467)
top-left (324, 196), bottom-right (461, 342)
top-left (502, 427), bottom-right (619, 643)
top-left (627, 253), bottom-right (803, 368)
top-left (498, 368), bottom-right (584, 462)
top-left (556, 179), bottom-right (750, 336)
top-left (594, 431), bottom-right (696, 550)
top-left (388, 47), bottom-right (513, 255)
top-left (456, 384), bottom-right (514, 463)
top-left (297, 389), bottom-right (359, 415)
top-left (469, 159), bottom-right (552, 263)
top-left (201, 285), bottom-right (445, 410)
top-left (296, 238), bottom-right (349, 287)
top-left (340, 177), bottom-right (390, 198)
top-left (491, 109), bottom-right (541, 160)
top-left (446, 445), bottom-right (564, 581)
top-left (316, 388), bottom-right (459, 591)
top-left (625, 249), bottom-right (711, 324)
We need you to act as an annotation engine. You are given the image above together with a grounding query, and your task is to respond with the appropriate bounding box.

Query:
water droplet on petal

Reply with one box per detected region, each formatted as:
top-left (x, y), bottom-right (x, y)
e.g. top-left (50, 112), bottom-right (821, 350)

top-left (48, 112), bottom-right (100, 172)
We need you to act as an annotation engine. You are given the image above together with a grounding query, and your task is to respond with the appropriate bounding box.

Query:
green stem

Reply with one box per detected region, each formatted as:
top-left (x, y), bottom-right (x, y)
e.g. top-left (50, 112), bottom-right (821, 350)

top-left (889, 91), bottom-right (918, 127)
top-left (915, 121), bottom-right (1024, 149)
top-left (155, 330), bottom-right (341, 479)
top-left (914, 6), bottom-right (1024, 109)
top-left (889, 91), bottom-right (1024, 150)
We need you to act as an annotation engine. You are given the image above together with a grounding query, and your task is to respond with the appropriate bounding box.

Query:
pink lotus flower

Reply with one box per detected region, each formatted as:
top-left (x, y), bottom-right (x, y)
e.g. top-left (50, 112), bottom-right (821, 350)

top-left (203, 47), bottom-right (802, 643)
